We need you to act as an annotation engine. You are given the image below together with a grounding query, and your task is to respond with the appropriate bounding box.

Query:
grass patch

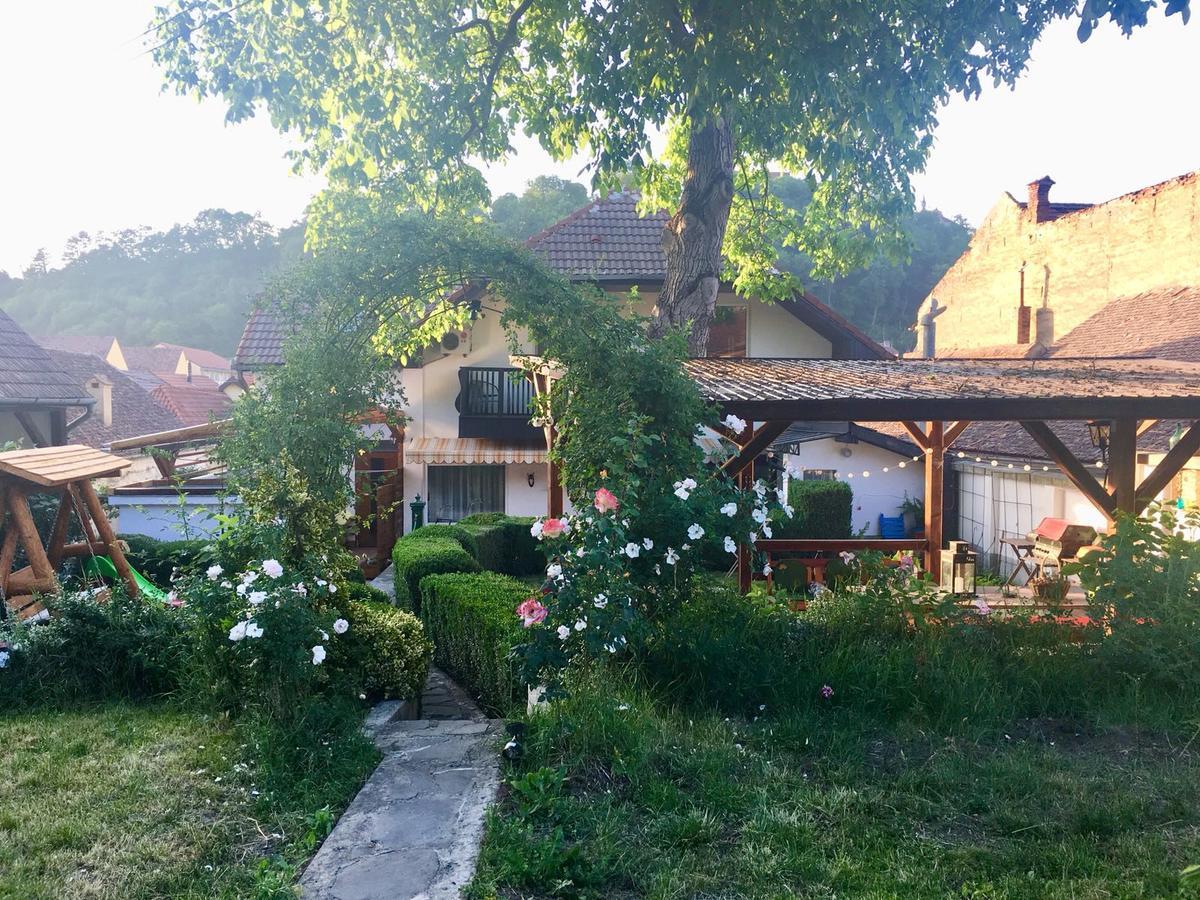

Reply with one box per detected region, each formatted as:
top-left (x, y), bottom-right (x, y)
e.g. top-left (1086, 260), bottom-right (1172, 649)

top-left (0, 701), bottom-right (378, 899)
top-left (469, 674), bottom-right (1200, 898)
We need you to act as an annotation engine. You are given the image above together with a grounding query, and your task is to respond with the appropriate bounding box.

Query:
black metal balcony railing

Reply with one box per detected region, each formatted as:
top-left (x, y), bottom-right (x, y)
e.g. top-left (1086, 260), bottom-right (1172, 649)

top-left (456, 366), bottom-right (542, 442)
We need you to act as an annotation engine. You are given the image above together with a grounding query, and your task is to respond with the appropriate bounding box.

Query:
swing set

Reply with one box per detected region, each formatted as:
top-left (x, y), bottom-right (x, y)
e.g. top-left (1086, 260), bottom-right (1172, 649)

top-left (0, 445), bottom-right (140, 621)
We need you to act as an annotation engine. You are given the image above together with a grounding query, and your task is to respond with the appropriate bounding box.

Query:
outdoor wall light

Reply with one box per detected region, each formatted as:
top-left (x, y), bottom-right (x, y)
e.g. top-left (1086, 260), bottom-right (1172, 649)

top-left (1087, 419), bottom-right (1111, 465)
top-left (527, 472), bottom-right (536, 488)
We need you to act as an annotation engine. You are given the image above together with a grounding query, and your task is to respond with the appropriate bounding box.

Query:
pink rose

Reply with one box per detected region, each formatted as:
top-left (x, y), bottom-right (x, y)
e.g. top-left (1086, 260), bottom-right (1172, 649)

top-left (516, 597), bottom-right (548, 628)
top-left (593, 487), bottom-right (620, 514)
top-left (541, 517), bottom-right (566, 538)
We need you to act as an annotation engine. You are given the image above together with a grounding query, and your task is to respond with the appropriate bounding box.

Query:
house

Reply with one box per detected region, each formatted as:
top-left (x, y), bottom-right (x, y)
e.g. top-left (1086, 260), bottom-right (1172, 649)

top-left (889, 173), bottom-right (1200, 573)
top-left (0, 310), bottom-right (94, 447)
top-left (148, 373), bottom-right (233, 426)
top-left (34, 334), bottom-right (234, 388)
top-left (233, 192), bottom-right (893, 535)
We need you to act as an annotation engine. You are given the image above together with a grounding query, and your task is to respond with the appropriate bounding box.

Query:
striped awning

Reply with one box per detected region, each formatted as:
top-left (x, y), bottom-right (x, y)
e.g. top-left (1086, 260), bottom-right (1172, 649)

top-left (407, 437), bottom-right (547, 465)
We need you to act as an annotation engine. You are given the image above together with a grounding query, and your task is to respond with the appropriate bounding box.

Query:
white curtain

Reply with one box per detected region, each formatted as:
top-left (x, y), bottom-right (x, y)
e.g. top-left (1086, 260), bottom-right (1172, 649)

top-left (428, 465), bottom-right (505, 522)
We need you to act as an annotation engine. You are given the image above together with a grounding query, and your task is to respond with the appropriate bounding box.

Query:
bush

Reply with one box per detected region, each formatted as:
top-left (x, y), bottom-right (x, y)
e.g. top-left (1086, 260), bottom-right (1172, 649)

top-left (0, 589), bottom-right (189, 708)
top-left (776, 479), bottom-right (852, 539)
top-left (342, 599), bottom-right (433, 701)
top-left (458, 513), bottom-right (541, 576)
top-left (391, 536), bottom-right (480, 612)
top-left (122, 535), bottom-right (213, 589)
top-left (461, 523), bottom-right (507, 574)
top-left (344, 581), bottom-right (393, 607)
top-left (419, 572), bottom-right (531, 713)
top-left (406, 523), bottom-right (479, 558)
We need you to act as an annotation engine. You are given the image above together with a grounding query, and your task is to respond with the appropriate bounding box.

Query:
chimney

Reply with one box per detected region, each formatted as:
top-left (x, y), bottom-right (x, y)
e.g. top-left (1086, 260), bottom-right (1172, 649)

top-left (87, 377), bottom-right (114, 428)
top-left (1016, 263), bottom-right (1031, 344)
top-left (918, 298), bottom-right (946, 358)
top-left (1034, 264), bottom-right (1053, 346)
top-left (1027, 176), bottom-right (1055, 223)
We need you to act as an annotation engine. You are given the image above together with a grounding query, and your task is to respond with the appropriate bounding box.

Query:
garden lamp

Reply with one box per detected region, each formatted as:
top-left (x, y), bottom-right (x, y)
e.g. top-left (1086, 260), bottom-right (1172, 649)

top-left (939, 541), bottom-right (977, 596)
top-left (1087, 420), bottom-right (1110, 466)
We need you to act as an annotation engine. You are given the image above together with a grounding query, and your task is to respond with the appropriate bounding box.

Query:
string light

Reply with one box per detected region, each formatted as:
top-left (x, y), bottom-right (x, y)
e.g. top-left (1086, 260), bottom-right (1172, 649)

top-left (812, 451), bottom-right (1069, 482)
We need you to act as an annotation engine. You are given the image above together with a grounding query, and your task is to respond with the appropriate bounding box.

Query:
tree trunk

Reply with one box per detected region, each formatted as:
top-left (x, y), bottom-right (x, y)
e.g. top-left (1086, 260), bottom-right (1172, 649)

top-left (652, 113), bottom-right (735, 357)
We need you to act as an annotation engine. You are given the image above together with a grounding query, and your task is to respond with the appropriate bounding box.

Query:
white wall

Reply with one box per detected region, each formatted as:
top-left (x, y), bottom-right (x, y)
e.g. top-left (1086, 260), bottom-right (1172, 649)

top-left (784, 437), bottom-right (922, 536)
top-left (109, 492), bottom-right (226, 541)
top-left (0, 409), bottom-right (54, 448)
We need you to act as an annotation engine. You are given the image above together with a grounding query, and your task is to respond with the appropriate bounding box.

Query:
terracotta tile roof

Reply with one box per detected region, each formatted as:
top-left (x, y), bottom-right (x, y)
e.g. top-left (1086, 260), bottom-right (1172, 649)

top-left (122, 346), bottom-right (184, 374)
top-left (1048, 286), bottom-right (1200, 362)
top-left (0, 310), bottom-right (92, 406)
top-left (525, 191), bottom-right (670, 280)
top-left (34, 334), bottom-right (119, 358)
top-left (150, 374), bottom-right (233, 427)
top-left (235, 306), bottom-right (291, 371)
top-left (45, 349), bottom-right (183, 448)
top-left (155, 343), bottom-right (232, 372)
top-left (935, 343), bottom-right (1047, 360)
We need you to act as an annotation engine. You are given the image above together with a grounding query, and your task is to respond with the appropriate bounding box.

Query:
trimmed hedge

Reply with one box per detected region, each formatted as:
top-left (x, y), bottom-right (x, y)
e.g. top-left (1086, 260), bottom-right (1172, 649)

top-left (121, 535), bottom-right (212, 589)
top-left (405, 523), bottom-right (479, 558)
top-left (461, 523), bottom-right (507, 574)
top-left (345, 599), bottom-right (434, 701)
top-left (392, 535), bottom-right (480, 612)
top-left (419, 572), bottom-right (531, 714)
top-left (777, 479), bottom-right (853, 539)
top-left (457, 513), bottom-right (541, 576)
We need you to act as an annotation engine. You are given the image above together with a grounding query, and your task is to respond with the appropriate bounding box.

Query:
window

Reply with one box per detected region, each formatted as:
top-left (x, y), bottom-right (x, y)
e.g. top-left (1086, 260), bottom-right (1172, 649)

top-left (803, 469), bottom-right (838, 481)
top-left (705, 306), bottom-right (747, 357)
top-left (427, 465), bottom-right (505, 522)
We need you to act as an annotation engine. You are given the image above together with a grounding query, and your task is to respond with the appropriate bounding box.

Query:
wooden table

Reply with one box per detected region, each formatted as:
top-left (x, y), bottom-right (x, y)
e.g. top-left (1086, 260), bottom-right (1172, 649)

top-left (999, 535), bottom-right (1037, 588)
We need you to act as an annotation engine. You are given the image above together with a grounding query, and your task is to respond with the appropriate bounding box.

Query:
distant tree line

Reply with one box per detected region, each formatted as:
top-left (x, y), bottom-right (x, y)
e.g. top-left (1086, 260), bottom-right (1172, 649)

top-left (0, 176), bottom-right (968, 355)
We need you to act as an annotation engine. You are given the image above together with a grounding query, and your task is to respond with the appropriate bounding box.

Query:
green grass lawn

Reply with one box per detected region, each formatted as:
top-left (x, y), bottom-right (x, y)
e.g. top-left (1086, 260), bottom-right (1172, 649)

top-left (0, 702), bottom-right (378, 899)
top-left (469, 678), bottom-right (1200, 899)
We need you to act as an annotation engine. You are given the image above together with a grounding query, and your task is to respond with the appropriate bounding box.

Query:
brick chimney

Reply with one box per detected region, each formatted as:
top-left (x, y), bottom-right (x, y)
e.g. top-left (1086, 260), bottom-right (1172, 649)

top-left (1027, 176), bottom-right (1055, 223)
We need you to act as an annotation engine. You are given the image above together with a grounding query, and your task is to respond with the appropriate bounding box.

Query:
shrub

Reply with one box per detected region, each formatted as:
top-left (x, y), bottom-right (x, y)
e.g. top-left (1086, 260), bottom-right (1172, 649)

top-left (342, 599), bottom-right (433, 700)
top-left (461, 523), bottom-right (507, 574)
top-left (0, 589), bottom-right (189, 708)
top-left (776, 479), bottom-right (852, 539)
top-left (122, 535), bottom-right (214, 589)
top-left (458, 513), bottom-right (541, 576)
top-left (344, 581), bottom-right (393, 607)
top-left (391, 536), bottom-right (480, 611)
top-left (407, 523), bottom-right (479, 558)
top-left (419, 572), bottom-right (530, 713)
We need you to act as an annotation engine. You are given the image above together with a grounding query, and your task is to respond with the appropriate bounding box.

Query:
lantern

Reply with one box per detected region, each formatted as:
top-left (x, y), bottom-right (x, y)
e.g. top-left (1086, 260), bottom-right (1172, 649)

top-left (1087, 420), bottom-right (1111, 466)
top-left (940, 540), bottom-right (977, 596)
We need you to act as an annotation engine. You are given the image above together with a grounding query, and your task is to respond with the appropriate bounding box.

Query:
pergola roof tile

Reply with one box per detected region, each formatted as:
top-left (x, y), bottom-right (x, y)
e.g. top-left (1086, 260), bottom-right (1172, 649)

top-left (687, 356), bottom-right (1200, 421)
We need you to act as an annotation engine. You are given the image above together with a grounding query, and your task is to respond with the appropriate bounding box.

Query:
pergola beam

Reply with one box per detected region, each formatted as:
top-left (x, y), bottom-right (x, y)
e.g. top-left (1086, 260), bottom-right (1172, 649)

top-left (722, 421), bottom-right (791, 477)
top-left (1020, 420), bottom-right (1117, 521)
top-left (1135, 419), bottom-right (1200, 513)
top-left (900, 421), bottom-right (930, 450)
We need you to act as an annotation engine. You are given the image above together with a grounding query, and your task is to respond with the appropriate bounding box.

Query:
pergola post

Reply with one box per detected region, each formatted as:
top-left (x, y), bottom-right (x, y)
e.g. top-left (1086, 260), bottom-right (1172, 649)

top-left (1107, 418), bottom-right (1139, 516)
top-left (924, 421), bottom-right (944, 579)
top-left (736, 461), bottom-right (755, 594)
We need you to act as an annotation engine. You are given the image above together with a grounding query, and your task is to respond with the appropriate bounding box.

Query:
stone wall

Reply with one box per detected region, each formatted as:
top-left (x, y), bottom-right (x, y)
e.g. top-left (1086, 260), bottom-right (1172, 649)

top-left (919, 171), bottom-right (1200, 353)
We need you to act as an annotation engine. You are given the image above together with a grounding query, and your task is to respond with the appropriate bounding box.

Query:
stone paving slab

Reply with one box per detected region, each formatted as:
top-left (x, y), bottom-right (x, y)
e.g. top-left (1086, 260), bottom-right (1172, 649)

top-left (302, 665), bottom-right (500, 900)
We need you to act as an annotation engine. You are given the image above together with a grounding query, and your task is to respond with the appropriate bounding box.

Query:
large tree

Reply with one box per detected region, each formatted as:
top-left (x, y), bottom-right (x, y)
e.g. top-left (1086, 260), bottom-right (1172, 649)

top-left (152, 0), bottom-right (1187, 355)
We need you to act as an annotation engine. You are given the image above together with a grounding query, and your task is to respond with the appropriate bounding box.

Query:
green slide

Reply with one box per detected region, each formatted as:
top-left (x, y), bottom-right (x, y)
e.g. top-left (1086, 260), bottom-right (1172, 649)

top-left (81, 555), bottom-right (169, 603)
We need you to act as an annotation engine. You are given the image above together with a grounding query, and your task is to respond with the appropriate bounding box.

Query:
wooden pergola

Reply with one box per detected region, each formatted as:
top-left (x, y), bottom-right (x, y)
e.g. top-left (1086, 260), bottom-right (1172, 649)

top-left (0, 445), bottom-right (138, 619)
top-left (685, 357), bottom-right (1200, 591)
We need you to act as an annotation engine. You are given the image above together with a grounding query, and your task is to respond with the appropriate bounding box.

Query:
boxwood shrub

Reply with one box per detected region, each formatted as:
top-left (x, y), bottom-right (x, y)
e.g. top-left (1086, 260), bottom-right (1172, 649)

top-left (343, 599), bottom-right (434, 701)
top-left (391, 535), bottom-right (480, 612)
top-left (776, 479), bottom-right (853, 539)
top-left (457, 513), bottom-right (541, 576)
top-left (461, 523), bottom-right (507, 574)
top-left (419, 571), bottom-right (532, 714)
top-left (121, 535), bottom-right (213, 589)
top-left (406, 523), bottom-right (479, 558)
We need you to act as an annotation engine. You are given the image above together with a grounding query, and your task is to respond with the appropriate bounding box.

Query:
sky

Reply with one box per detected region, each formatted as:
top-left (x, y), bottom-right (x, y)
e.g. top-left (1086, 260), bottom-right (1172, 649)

top-left (1, 4), bottom-right (1198, 275)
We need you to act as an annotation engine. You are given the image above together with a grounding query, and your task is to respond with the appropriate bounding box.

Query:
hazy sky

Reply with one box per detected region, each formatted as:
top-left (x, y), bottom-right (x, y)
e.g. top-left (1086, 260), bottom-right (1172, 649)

top-left (1, 3), bottom-right (1197, 274)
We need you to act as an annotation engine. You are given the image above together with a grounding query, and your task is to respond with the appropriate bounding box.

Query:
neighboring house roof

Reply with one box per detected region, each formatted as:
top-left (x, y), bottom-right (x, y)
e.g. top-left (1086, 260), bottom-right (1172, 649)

top-left (122, 346), bottom-right (185, 374)
top-left (34, 334), bottom-right (119, 358)
top-left (234, 192), bottom-right (891, 368)
top-left (934, 343), bottom-right (1047, 360)
top-left (44, 349), bottom-right (183, 448)
top-left (526, 191), bottom-right (670, 280)
top-left (155, 342), bottom-right (232, 372)
top-left (1049, 285), bottom-right (1200, 362)
top-left (0, 310), bottom-right (93, 407)
top-left (150, 373), bottom-right (233, 426)
top-left (125, 369), bottom-right (166, 392)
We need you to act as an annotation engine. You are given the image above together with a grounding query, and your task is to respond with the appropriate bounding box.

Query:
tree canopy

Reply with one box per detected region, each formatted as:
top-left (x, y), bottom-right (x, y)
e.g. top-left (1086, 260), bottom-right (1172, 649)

top-left (151, 0), bottom-right (1187, 353)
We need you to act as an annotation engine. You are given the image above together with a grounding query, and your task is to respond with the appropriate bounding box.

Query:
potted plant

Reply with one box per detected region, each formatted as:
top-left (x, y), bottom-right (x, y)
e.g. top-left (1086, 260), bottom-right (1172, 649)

top-left (899, 494), bottom-right (924, 537)
top-left (1030, 572), bottom-right (1070, 603)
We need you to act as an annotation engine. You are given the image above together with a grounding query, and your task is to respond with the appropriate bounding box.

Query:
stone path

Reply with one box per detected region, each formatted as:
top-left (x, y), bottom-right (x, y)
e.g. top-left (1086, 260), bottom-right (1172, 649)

top-left (302, 567), bottom-right (501, 899)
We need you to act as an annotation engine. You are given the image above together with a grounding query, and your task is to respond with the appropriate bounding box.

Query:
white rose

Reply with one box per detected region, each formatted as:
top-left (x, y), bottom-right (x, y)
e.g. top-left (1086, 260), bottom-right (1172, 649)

top-left (228, 621), bottom-right (247, 642)
top-left (248, 591), bottom-right (267, 606)
top-left (333, 618), bottom-right (349, 635)
top-left (593, 594), bottom-right (608, 609)
top-left (546, 563), bottom-right (563, 580)
top-left (557, 625), bottom-right (570, 640)
top-left (311, 645), bottom-right (327, 665)
top-left (530, 520), bottom-right (544, 539)
top-left (624, 542), bottom-right (641, 559)
top-left (574, 619), bottom-right (587, 631)
top-left (245, 622), bottom-right (264, 639)
top-left (206, 564), bottom-right (224, 581)
top-left (687, 523), bottom-right (704, 541)
top-left (720, 502), bottom-right (737, 517)
top-left (261, 559), bottom-right (284, 579)
top-left (643, 537), bottom-right (654, 550)
top-left (723, 536), bottom-right (737, 554)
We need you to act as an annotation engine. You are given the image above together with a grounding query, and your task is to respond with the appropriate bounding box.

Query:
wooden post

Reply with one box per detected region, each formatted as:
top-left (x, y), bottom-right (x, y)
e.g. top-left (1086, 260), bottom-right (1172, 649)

top-left (737, 464), bottom-right (754, 594)
top-left (924, 421), bottom-right (944, 580)
top-left (547, 427), bottom-right (564, 519)
top-left (1107, 418), bottom-right (1138, 516)
top-left (8, 486), bottom-right (58, 587)
top-left (78, 479), bottom-right (140, 599)
top-left (46, 490), bottom-right (74, 567)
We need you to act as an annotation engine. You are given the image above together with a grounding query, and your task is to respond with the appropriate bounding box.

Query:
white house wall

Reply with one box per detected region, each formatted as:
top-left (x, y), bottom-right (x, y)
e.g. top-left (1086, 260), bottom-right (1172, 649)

top-left (784, 438), bottom-right (922, 536)
top-left (0, 410), bottom-right (54, 448)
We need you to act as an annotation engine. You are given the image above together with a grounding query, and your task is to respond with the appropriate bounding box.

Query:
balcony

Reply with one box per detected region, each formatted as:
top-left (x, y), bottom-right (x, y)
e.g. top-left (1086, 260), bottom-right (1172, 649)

top-left (456, 366), bottom-right (542, 442)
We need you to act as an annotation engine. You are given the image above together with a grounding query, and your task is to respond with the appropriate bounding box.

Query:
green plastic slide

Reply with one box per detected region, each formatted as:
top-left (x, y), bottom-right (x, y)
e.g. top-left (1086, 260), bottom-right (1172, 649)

top-left (81, 555), bottom-right (169, 603)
